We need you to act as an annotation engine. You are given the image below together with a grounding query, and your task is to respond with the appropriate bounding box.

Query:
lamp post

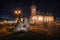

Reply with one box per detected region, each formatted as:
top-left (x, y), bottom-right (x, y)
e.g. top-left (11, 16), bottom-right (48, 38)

top-left (14, 9), bottom-right (22, 22)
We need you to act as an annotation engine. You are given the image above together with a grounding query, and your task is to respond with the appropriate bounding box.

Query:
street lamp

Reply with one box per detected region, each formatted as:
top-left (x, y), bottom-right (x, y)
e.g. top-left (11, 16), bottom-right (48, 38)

top-left (14, 9), bottom-right (22, 22)
top-left (14, 10), bottom-right (21, 15)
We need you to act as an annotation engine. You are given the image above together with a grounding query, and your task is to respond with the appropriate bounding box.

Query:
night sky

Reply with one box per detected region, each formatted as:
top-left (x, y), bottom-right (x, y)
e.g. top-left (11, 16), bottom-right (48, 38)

top-left (0, 0), bottom-right (60, 19)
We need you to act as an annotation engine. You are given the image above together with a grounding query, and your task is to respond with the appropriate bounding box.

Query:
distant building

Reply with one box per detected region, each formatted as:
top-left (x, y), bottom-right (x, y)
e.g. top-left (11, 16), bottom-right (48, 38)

top-left (30, 4), bottom-right (54, 24)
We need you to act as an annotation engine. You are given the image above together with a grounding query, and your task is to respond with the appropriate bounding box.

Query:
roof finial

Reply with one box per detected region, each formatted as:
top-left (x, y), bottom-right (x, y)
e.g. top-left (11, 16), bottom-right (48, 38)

top-left (38, 10), bottom-right (41, 15)
top-left (32, 0), bottom-right (35, 5)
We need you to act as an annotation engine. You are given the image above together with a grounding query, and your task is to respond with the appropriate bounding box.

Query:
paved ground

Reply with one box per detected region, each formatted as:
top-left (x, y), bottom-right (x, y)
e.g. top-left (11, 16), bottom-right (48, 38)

top-left (0, 25), bottom-right (60, 40)
top-left (0, 31), bottom-right (49, 40)
top-left (0, 30), bottom-right (60, 40)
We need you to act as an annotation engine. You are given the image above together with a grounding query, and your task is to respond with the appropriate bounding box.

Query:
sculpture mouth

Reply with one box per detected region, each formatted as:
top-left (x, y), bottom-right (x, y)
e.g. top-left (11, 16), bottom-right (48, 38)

top-left (20, 30), bottom-right (25, 32)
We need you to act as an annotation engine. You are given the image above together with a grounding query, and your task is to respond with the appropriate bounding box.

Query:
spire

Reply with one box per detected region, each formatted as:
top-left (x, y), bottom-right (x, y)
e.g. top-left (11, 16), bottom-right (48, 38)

top-left (37, 10), bottom-right (41, 15)
top-left (47, 12), bottom-right (49, 15)
top-left (32, 0), bottom-right (36, 6)
top-left (32, 0), bottom-right (35, 5)
top-left (33, 1), bottom-right (34, 5)
top-left (49, 12), bottom-right (52, 16)
top-left (42, 12), bottom-right (44, 15)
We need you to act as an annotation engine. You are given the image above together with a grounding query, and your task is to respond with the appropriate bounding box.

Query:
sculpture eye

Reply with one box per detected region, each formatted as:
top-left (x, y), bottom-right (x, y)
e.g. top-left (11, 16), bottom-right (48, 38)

top-left (23, 25), bottom-right (26, 28)
top-left (20, 18), bottom-right (24, 22)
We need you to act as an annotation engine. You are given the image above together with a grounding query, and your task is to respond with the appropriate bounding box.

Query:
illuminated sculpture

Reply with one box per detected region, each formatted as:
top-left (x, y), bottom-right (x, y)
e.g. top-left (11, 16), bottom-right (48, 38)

top-left (14, 17), bottom-right (30, 32)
